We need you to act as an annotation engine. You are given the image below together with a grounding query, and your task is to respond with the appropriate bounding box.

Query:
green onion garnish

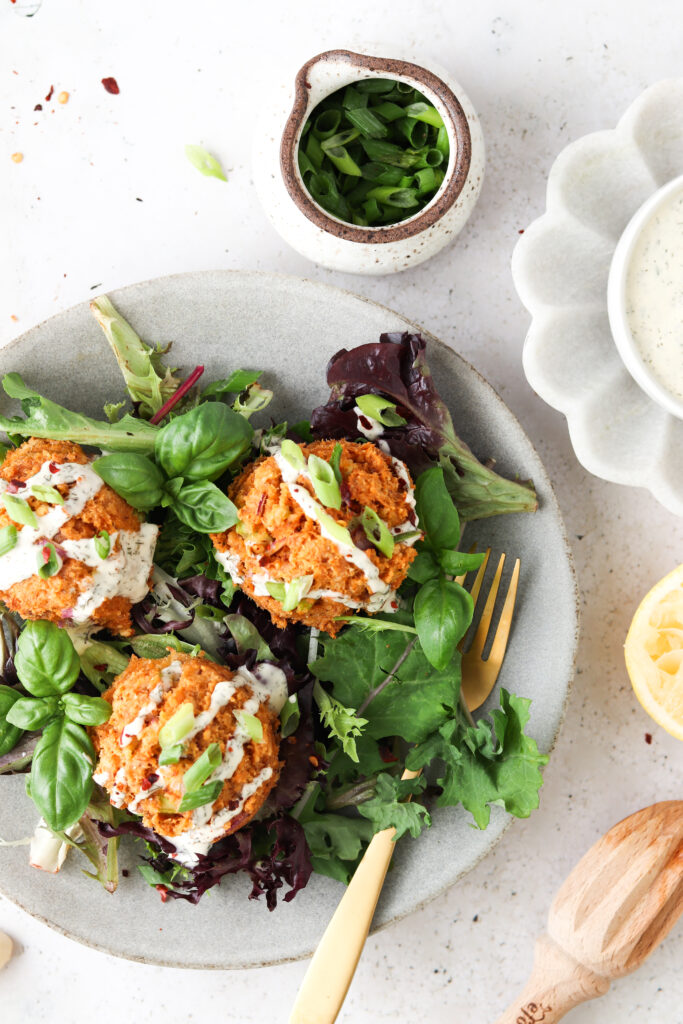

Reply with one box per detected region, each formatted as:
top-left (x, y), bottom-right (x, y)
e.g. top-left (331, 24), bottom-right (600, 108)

top-left (30, 483), bottom-right (64, 506)
top-left (182, 742), bottom-right (221, 794)
top-left (329, 443), bottom-right (343, 487)
top-left (318, 509), bottom-right (353, 548)
top-left (94, 529), bottom-right (110, 559)
top-left (361, 507), bottom-right (395, 558)
top-left (184, 144), bottom-right (227, 181)
top-left (158, 702), bottom-right (195, 749)
top-left (37, 542), bottom-right (61, 579)
top-left (2, 494), bottom-right (37, 528)
top-left (235, 710), bottom-right (263, 743)
top-left (159, 744), bottom-right (183, 766)
top-left (299, 80), bottom-right (449, 227)
top-left (177, 779), bottom-right (224, 813)
top-left (280, 439), bottom-right (306, 471)
top-left (307, 454), bottom-right (341, 509)
top-left (0, 524), bottom-right (17, 557)
top-left (356, 394), bottom-right (407, 427)
top-left (266, 574), bottom-right (314, 613)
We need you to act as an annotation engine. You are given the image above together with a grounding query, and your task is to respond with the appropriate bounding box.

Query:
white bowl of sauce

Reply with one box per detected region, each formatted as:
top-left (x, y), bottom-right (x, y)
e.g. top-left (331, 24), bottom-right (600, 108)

top-left (608, 173), bottom-right (683, 420)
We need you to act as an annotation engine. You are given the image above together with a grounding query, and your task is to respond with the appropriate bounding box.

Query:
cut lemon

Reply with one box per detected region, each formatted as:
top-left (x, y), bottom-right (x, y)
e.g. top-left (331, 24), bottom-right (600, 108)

top-left (624, 564), bottom-right (683, 740)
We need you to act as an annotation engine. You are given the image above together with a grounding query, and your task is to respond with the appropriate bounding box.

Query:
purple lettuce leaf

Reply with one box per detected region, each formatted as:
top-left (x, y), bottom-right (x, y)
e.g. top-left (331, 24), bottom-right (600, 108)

top-left (310, 332), bottom-right (537, 521)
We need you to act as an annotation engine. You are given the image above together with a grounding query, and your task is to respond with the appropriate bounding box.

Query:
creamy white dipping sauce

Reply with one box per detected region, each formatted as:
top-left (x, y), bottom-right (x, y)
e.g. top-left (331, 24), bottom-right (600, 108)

top-left (0, 459), bottom-right (158, 623)
top-left (624, 184), bottom-right (683, 402)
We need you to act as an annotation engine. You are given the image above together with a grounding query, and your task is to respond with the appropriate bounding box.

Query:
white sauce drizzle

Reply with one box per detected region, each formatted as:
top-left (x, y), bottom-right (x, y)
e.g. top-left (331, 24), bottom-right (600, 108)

top-left (625, 184), bottom-right (683, 402)
top-left (120, 660), bottom-right (183, 747)
top-left (353, 406), bottom-right (384, 440)
top-left (0, 459), bottom-right (158, 623)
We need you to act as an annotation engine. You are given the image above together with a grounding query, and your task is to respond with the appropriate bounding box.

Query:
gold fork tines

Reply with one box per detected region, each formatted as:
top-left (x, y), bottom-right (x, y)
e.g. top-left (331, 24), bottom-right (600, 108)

top-left (460, 549), bottom-right (520, 713)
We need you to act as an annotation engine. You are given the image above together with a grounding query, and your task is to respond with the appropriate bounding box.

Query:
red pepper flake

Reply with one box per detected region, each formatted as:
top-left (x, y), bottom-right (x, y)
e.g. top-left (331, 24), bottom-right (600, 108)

top-left (645, 732), bottom-right (653, 744)
top-left (101, 77), bottom-right (120, 95)
top-left (6, 479), bottom-right (26, 493)
top-left (256, 493), bottom-right (267, 516)
top-left (42, 545), bottom-right (52, 564)
top-left (93, 663), bottom-right (107, 672)
top-left (391, 601), bottom-right (399, 610)
top-left (140, 778), bottom-right (152, 791)
top-left (48, 461), bottom-right (59, 473)
top-left (34, 103), bottom-right (42, 111)
top-left (155, 885), bottom-right (168, 902)
top-left (359, 415), bottom-right (372, 430)
top-left (45, 85), bottom-right (54, 101)
top-left (518, 229), bottom-right (525, 234)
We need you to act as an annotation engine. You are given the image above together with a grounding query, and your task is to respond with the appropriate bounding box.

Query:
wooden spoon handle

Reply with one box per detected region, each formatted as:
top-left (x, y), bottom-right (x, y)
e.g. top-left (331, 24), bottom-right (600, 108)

top-left (493, 935), bottom-right (610, 1024)
top-left (289, 825), bottom-right (399, 1024)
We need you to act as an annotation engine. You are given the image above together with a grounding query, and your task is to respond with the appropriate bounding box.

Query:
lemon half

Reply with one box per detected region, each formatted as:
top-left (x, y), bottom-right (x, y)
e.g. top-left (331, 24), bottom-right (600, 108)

top-left (625, 564), bottom-right (683, 741)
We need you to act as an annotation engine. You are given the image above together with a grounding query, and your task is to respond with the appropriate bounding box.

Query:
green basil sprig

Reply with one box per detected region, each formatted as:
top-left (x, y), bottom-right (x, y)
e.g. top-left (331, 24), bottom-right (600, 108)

top-left (93, 402), bottom-right (245, 532)
top-left (155, 402), bottom-right (253, 481)
top-left (2, 620), bottom-right (112, 831)
top-left (0, 684), bottom-right (24, 757)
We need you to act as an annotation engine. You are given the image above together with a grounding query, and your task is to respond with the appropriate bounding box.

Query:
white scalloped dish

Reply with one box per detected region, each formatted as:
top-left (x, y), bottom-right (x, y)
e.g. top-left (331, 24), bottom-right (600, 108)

top-left (512, 79), bottom-right (683, 517)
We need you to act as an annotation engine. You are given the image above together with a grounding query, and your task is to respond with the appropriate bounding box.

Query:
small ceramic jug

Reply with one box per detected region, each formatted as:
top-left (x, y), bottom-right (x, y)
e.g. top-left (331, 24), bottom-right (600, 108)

top-left (253, 48), bottom-right (485, 274)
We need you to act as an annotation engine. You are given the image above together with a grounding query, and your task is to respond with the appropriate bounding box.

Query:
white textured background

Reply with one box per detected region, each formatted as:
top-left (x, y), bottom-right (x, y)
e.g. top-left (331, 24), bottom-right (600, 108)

top-left (1, 1), bottom-right (682, 1022)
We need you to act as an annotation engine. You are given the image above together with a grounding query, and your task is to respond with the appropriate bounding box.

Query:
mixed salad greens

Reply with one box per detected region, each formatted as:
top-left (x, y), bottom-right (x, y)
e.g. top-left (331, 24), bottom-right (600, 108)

top-left (0, 298), bottom-right (545, 909)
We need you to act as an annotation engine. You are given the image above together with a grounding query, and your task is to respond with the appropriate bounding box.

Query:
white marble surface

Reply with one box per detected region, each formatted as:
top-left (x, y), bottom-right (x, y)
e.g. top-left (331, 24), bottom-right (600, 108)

top-left (0, 1), bottom-right (681, 1022)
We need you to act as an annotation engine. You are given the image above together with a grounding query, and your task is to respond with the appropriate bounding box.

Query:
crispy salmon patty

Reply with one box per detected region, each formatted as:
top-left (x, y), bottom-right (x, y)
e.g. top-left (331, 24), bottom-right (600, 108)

top-left (0, 438), bottom-right (157, 636)
top-left (91, 652), bottom-right (282, 843)
top-left (211, 439), bottom-right (419, 634)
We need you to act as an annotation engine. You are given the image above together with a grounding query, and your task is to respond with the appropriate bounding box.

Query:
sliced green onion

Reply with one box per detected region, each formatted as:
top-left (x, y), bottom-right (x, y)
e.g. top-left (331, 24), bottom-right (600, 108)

top-left (355, 78), bottom-right (396, 94)
top-left (177, 779), bottom-right (224, 813)
top-left (31, 483), bottom-right (64, 506)
top-left (396, 117), bottom-right (429, 149)
top-left (184, 144), bottom-right (227, 182)
top-left (305, 134), bottom-right (325, 170)
top-left (313, 109), bottom-right (342, 139)
top-left (266, 574), bottom-right (314, 613)
top-left (159, 744), bottom-right (183, 766)
top-left (318, 509), bottom-right (353, 548)
top-left (94, 529), bottom-right (111, 559)
top-left (372, 101), bottom-right (405, 121)
top-left (329, 443), bottom-right (343, 486)
top-left (435, 125), bottom-right (449, 156)
top-left (359, 162), bottom-right (404, 185)
top-left (37, 542), bottom-right (61, 579)
top-left (403, 101), bottom-right (444, 127)
top-left (235, 710), bottom-right (263, 743)
top-left (158, 702), bottom-right (195, 749)
top-left (365, 186), bottom-right (419, 208)
top-left (345, 108), bottom-right (388, 139)
top-left (182, 742), bottom-right (221, 794)
top-left (298, 148), bottom-right (316, 180)
top-left (321, 130), bottom-right (362, 177)
top-left (356, 394), bottom-right (408, 427)
top-left (361, 507), bottom-right (395, 558)
top-left (2, 494), bottom-right (37, 528)
top-left (280, 439), bottom-right (306, 471)
top-left (342, 85), bottom-right (369, 110)
top-left (359, 138), bottom-right (421, 168)
top-left (307, 454), bottom-right (341, 509)
top-left (0, 524), bottom-right (17, 556)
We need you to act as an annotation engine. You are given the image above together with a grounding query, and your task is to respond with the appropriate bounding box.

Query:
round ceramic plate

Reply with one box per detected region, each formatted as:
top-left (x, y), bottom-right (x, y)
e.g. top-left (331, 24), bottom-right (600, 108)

top-left (512, 78), bottom-right (683, 517)
top-left (0, 271), bottom-right (577, 969)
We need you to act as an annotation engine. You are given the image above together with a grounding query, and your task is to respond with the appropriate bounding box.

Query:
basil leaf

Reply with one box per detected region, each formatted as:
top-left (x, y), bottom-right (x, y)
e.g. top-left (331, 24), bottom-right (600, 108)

top-left (155, 403), bottom-right (253, 482)
top-left (30, 718), bottom-right (95, 831)
top-left (0, 684), bottom-right (24, 756)
top-left (415, 467), bottom-right (460, 551)
top-left (406, 548), bottom-right (440, 583)
top-left (93, 453), bottom-right (165, 509)
top-left (6, 695), bottom-right (60, 730)
top-left (61, 693), bottom-right (112, 727)
top-left (171, 481), bottom-right (239, 533)
top-left (413, 578), bottom-right (473, 670)
top-left (15, 620), bottom-right (81, 696)
top-left (438, 549), bottom-right (486, 576)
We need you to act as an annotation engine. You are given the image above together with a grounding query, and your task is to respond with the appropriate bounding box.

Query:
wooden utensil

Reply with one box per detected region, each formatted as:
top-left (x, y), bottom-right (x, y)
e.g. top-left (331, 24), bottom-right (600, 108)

top-left (290, 555), bottom-right (520, 1024)
top-left (495, 800), bottom-right (683, 1023)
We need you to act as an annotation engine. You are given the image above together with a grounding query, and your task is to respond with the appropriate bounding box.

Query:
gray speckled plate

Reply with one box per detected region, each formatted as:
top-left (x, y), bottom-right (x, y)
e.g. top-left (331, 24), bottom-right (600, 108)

top-left (0, 271), bottom-right (578, 969)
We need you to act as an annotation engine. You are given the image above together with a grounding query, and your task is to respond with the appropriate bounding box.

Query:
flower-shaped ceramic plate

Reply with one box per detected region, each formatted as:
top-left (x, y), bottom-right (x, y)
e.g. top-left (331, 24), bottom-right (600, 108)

top-left (512, 79), bottom-right (683, 517)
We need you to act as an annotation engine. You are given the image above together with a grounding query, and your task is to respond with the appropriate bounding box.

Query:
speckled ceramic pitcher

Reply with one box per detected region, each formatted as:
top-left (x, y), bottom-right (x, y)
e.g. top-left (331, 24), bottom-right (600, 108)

top-left (254, 48), bottom-right (485, 274)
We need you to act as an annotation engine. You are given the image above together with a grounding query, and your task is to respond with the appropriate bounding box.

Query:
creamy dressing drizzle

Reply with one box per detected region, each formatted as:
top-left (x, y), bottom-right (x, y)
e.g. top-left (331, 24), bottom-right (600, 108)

top-left (353, 407), bottom-right (384, 440)
top-left (107, 659), bottom-right (289, 859)
top-left (0, 460), bottom-right (158, 623)
top-left (625, 184), bottom-right (683, 401)
top-left (218, 447), bottom-right (420, 614)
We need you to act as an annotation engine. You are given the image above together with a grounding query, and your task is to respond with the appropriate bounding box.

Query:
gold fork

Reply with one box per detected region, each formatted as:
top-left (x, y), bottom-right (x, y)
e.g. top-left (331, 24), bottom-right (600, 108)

top-left (289, 553), bottom-right (521, 1024)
